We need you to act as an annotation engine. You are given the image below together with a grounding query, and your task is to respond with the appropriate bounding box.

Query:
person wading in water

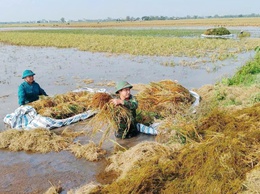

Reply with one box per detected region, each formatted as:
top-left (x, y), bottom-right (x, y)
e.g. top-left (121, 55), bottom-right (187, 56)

top-left (18, 70), bottom-right (47, 106)
top-left (111, 81), bottom-right (139, 139)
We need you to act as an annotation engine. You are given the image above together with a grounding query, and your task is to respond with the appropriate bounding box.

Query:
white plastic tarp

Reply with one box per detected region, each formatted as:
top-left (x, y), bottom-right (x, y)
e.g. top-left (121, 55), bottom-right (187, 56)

top-left (3, 105), bottom-right (96, 130)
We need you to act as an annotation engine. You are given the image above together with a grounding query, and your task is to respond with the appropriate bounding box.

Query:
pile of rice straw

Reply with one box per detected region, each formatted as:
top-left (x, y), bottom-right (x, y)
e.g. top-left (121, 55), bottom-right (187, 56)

top-left (69, 141), bottom-right (107, 162)
top-left (0, 128), bottom-right (81, 153)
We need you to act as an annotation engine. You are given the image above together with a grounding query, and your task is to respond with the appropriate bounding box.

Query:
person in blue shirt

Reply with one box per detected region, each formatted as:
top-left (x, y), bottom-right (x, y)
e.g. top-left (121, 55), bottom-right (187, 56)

top-left (18, 70), bottom-right (47, 105)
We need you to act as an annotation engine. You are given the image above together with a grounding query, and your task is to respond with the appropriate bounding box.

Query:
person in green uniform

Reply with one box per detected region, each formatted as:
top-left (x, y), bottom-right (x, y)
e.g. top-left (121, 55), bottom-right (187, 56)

top-left (18, 70), bottom-right (47, 106)
top-left (111, 81), bottom-right (139, 139)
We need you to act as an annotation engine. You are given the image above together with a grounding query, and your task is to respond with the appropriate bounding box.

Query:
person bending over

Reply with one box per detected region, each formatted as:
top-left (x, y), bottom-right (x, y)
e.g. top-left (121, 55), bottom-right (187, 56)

top-left (111, 81), bottom-right (139, 139)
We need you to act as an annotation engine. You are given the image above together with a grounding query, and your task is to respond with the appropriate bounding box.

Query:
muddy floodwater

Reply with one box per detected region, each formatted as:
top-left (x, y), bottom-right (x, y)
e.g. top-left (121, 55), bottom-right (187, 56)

top-left (0, 43), bottom-right (255, 193)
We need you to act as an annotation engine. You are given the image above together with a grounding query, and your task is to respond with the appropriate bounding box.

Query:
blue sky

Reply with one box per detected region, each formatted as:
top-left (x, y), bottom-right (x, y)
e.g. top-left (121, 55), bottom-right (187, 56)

top-left (0, 0), bottom-right (259, 22)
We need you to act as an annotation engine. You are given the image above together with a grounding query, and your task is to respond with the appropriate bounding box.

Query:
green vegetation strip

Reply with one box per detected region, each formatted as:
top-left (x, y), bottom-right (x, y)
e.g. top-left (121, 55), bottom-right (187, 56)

top-left (225, 51), bottom-right (260, 86)
top-left (14, 29), bottom-right (205, 37)
top-left (0, 30), bottom-right (259, 60)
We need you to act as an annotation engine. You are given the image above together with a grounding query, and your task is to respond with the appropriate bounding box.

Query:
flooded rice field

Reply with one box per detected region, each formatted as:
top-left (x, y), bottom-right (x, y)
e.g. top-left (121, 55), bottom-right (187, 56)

top-left (0, 43), bottom-right (255, 125)
top-left (0, 43), bottom-right (255, 193)
top-left (1, 26), bottom-right (259, 38)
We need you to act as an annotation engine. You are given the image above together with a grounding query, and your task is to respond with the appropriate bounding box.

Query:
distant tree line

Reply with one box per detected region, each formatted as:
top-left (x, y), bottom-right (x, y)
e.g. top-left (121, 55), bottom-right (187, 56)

top-left (137, 13), bottom-right (260, 21)
top-left (108, 13), bottom-right (260, 22)
top-left (1, 13), bottom-right (260, 24)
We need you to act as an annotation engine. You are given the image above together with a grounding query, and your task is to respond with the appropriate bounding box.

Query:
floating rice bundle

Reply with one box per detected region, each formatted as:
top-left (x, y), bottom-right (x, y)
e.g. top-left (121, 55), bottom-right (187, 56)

top-left (61, 128), bottom-right (85, 138)
top-left (83, 78), bottom-right (94, 85)
top-left (69, 141), bottom-right (107, 162)
top-left (29, 91), bottom-right (93, 119)
top-left (136, 80), bottom-right (194, 121)
top-left (203, 27), bottom-right (231, 35)
top-left (0, 128), bottom-right (75, 153)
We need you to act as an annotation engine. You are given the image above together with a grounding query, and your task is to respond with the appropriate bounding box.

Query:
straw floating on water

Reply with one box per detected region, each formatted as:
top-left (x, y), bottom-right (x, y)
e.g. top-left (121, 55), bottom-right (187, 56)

top-left (0, 128), bottom-right (79, 153)
top-left (69, 141), bottom-right (107, 162)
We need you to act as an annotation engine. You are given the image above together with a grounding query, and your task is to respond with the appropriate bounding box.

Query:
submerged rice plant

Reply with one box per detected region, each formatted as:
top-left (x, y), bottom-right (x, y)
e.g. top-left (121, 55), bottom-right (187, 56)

top-left (0, 30), bottom-right (259, 62)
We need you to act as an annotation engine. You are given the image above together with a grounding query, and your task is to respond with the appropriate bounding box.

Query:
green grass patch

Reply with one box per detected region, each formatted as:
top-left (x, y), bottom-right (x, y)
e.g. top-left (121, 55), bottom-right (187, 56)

top-left (238, 31), bottom-right (251, 38)
top-left (225, 52), bottom-right (260, 86)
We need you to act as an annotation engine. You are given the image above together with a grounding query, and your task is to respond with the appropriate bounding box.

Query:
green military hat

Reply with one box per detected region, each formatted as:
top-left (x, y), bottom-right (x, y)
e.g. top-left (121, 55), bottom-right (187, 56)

top-left (22, 70), bottom-right (35, 79)
top-left (115, 81), bottom-right (133, 94)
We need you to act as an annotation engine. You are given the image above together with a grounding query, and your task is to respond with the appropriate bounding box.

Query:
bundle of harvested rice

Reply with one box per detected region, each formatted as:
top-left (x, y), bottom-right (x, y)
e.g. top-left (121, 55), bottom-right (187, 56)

top-left (97, 141), bottom-right (177, 193)
top-left (136, 80), bottom-right (194, 122)
top-left (162, 104), bottom-right (260, 193)
top-left (92, 104), bottom-right (260, 194)
top-left (88, 103), bottom-right (132, 144)
top-left (90, 92), bottom-right (112, 109)
top-left (29, 91), bottom-right (93, 119)
top-left (0, 128), bottom-right (75, 153)
top-left (69, 141), bottom-right (107, 162)
top-left (105, 141), bottom-right (176, 179)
